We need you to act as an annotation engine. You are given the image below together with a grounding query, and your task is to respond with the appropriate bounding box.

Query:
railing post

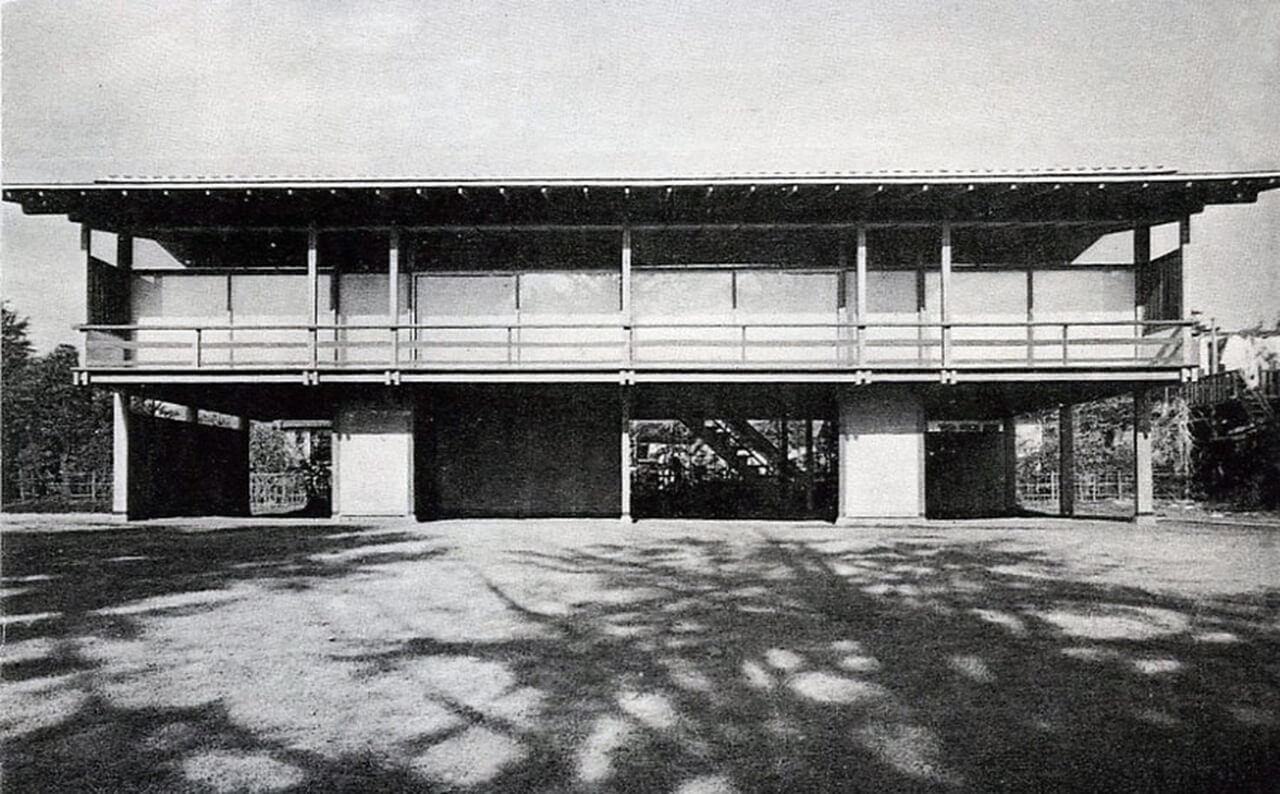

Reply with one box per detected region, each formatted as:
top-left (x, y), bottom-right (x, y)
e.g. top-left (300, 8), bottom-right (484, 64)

top-left (624, 324), bottom-right (633, 366)
top-left (193, 327), bottom-right (202, 368)
top-left (741, 325), bottom-right (748, 363)
top-left (1181, 322), bottom-right (1193, 367)
top-left (856, 323), bottom-right (865, 367)
top-left (506, 326), bottom-right (514, 364)
top-left (1060, 324), bottom-right (1070, 365)
top-left (309, 326), bottom-right (318, 368)
top-left (390, 326), bottom-right (399, 367)
top-left (941, 322), bottom-right (951, 367)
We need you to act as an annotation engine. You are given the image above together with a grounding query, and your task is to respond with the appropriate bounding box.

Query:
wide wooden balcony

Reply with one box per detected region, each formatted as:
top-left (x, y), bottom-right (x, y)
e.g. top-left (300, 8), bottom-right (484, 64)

top-left (78, 319), bottom-right (1197, 384)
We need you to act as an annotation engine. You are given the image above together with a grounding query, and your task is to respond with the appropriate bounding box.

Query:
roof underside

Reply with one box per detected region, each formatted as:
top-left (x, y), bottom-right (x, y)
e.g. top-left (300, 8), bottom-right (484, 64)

top-left (4, 169), bottom-right (1278, 231)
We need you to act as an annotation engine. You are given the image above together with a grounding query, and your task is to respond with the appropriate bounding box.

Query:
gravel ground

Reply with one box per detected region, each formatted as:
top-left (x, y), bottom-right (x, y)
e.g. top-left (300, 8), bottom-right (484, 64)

top-left (3, 515), bottom-right (1278, 792)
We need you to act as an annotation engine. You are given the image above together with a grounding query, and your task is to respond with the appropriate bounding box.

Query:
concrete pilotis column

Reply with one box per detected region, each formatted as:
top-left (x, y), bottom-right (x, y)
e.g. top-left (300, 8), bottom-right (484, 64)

top-left (1059, 404), bottom-right (1075, 517)
top-left (1003, 415), bottom-right (1019, 514)
top-left (1134, 390), bottom-right (1155, 524)
top-left (333, 398), bottom-right (415, 517)
top-left (112, 391), bottom-right (130, 516)
top-left (837, 386), bottom-right (925, 521)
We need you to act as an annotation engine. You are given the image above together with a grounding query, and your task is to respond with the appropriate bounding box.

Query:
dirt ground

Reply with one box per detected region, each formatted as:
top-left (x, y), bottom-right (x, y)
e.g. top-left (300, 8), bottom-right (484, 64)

top-left (3, 515), bottom-right (1278, 792)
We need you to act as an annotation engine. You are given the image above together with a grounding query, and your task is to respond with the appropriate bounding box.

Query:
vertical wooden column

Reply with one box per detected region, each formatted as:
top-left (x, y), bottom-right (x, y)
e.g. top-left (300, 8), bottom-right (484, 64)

top-left (112, 391), bottom-right (130, 516)
top-left (1025, 268), bottom-right (1036, 365)
top-left (620, 386), bottom-right (633, 522)
top-left (1134, 225), bottom-right (1151, 322)
top-left (915, 254), bottom-right (926, 364)
top-left (621, 225), bottom-right (633, 365)
top-left (116, 234), bottom-right (134, 362)
top-left (1059, 404), bottom-right (1075, 517)
top-left (82, 225), bottom-right (92, 316)
top-left (388, 228), bottom-right (401, 366)
top-left (940, 223), bottom-right (952, 366)
top-left (1133, 390), bottom-right (1155, 523)
top-left (1179, 216), bottom-right (1192, 363)
top-left (855, 225), bottom-right (868, 365)
top-left (307, 226), bottom-right (319, 367)
top-left (82, 226), bottom-right (95, 365)
top-left (837, 236), bottom-right (849, 363)
top-left (117, 233), bottom-right (134, 271)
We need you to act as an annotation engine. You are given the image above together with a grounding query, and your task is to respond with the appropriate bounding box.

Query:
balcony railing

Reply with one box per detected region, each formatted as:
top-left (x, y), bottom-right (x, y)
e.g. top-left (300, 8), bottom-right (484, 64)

top-left (79, 320), bottom-right (1197, 371)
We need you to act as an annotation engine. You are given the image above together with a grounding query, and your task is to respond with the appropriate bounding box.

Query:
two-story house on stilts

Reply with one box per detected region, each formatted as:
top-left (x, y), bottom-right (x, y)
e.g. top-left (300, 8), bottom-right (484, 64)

top-left (5, 168), bottom-right (1278, 521)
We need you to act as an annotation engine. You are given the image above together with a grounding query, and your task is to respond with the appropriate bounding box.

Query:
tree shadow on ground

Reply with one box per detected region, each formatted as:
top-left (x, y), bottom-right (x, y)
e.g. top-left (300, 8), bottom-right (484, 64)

top-left (345, 534), bottom-right (1280, 792)
top-left (2, 521), bottom-right (448, 661)
top-left (3, 523), bottom-right (1277, 792)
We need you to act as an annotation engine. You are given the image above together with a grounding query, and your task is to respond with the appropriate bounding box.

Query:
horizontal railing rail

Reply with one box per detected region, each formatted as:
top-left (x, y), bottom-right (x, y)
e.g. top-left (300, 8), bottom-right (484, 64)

top-left (78, 319), bottom-right (1198, 371)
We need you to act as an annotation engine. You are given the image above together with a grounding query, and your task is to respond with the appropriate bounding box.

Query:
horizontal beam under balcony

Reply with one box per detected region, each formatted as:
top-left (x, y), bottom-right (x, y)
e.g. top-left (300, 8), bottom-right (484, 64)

top-left (77, 319), bottom-right (1199, 377)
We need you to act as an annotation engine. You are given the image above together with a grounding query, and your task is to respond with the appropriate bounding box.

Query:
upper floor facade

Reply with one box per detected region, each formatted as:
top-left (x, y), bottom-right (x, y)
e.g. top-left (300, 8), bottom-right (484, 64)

top-left (6, 168), bottom-right (1278, 387)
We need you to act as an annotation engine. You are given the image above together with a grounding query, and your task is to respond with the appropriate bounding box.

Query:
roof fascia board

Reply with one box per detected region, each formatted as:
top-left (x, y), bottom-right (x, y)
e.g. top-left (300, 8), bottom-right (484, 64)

top-left (5, 170), bottom-right (1280, 192)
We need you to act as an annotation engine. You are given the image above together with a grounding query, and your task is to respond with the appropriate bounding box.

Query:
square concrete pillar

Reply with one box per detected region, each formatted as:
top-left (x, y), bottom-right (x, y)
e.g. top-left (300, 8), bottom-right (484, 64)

top-left (1133, 390), bottom-right (1155, 524)
top-left (837, 386), bottom-right (925, 521)
top-left (112, 391), bottom-right (130, 516)
top-left (333, 399), bottom-right (415, 517)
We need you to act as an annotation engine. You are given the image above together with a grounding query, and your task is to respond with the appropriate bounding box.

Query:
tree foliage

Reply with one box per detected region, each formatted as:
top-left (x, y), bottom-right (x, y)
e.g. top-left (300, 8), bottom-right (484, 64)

top-left (1017, 392), bottom-right (1194, 482)
top-left (2, 309), bottom-right (113, 503)
top-left (3, 303), bottom-right (34, 374)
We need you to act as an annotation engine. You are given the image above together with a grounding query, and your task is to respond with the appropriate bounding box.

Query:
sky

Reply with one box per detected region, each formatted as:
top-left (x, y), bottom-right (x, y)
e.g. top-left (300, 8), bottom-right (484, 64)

top-left (2, 0), bottom-right (1278, 351)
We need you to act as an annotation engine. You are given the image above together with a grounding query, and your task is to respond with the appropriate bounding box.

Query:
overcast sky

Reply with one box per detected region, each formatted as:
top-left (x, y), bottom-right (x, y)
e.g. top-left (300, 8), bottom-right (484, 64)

top-left (3, 0), bottom-right (1278, 350)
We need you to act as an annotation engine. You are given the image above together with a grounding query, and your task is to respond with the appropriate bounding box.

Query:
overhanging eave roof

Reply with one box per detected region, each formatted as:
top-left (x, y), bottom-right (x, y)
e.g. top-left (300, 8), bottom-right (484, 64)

top-left (4, 168), bottom-right (1278, 231)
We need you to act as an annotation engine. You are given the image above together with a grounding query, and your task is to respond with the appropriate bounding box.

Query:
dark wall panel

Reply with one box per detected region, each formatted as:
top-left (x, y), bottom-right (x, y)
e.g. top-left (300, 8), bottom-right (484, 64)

top-left (421, 386), bottom-right (620, 518)
top-left (128, 415), bottom-right (250, 519)
top-left (925, 431), bottom-right (1007, 518)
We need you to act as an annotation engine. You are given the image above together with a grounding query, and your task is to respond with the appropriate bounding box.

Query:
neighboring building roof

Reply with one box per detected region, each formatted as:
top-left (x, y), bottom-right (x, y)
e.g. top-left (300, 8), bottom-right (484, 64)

top-left (5, 168), bottom-right (1278, 230)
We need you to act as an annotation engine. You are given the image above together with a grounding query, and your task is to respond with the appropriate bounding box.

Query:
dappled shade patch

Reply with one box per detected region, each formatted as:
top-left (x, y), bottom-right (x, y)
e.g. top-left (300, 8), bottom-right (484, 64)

top-left (2, 517), bottom-right (1278, 792)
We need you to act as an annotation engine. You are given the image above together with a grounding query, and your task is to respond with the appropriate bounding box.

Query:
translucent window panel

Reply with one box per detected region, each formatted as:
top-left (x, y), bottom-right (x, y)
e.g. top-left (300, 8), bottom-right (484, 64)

top-left (133, 238), bottom-right (187, 269)
top-left (231, 274), bottom-right (311, 317)
top-left (1034, 270), bottom-right (1133, 314)
top-left (336, 273), bottom-right (412, 320)
top-left (735, 271), bottom-right (837, 314)
top-left (90, 230), bottom-right (118, 265)
top-left (1151, 222), bottom-right (1180, 259)
top-left (338, 273), bottom-right (388, 318)
top-left (515, 326), bottom-right (627, 363)
top-left (332, 273), bottom-right (412, 366)
top-left (924, 272), bottom-right (941, 320)
top-left (951, 271), bottom-right (1027, 318)
top-left (132, 273), bottom-right (227, 318)
top-left (519, 272), bottom-right (621, 314)
top-left (230, 274), bottom-right (326, 366)
top-left (632, 325), bottom-right (741, 363)
top-left (633, 271), bottom-right (733, 319)
top-left (866, 271), bottom-right (917, 314)
top-left (416, 275), bottom-right (516, 318)
top-left (1072, 230), bottom-right (1133, 264)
